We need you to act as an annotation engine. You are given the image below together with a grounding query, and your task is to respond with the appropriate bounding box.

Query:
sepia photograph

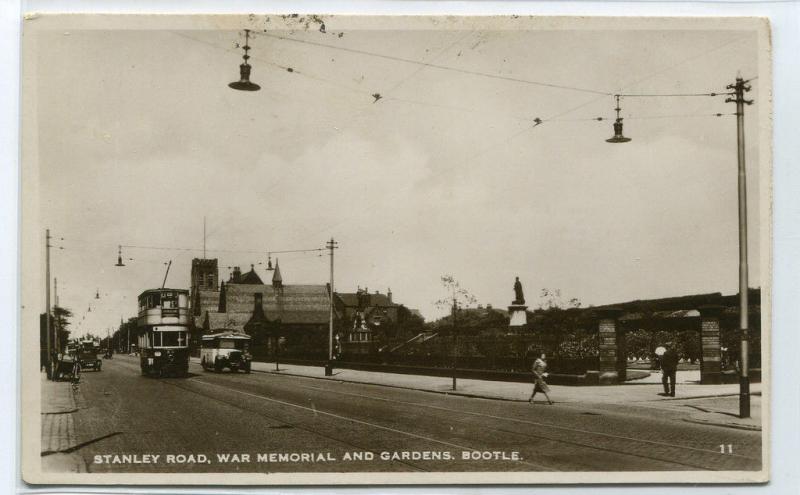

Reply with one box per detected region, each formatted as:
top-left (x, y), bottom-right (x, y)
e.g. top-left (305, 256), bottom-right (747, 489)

top-left (19, 14), bottom-right (771, 485)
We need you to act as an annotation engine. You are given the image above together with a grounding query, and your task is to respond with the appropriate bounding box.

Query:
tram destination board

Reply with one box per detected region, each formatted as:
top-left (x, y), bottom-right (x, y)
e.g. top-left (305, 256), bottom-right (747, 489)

top-left (19, 13), bottom-right (772, 487)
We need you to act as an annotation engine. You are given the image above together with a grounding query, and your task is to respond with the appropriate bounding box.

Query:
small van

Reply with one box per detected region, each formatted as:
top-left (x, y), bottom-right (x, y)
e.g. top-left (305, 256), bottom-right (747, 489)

top-left (200, 331), bottom-right (252, 373)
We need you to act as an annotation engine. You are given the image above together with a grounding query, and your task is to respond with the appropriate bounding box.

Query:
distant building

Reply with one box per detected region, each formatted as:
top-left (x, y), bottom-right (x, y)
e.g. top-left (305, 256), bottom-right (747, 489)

top-left (189, 259), bottom-right (411, 359)
top-left (334, 287), bottom-right (398, 355)
top-left (190, 259), bottom-right (331, 356)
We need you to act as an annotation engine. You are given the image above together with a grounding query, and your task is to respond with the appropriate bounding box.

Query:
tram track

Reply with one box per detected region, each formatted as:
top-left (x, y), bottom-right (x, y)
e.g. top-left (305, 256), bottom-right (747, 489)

top-left (106, 357), bottom-right (759, 471)
top-left (162, 377), bottom-right (557, 472)
top-left (284, 380), bottom-right (760, 464)
top-left (194, 366), bottom-right (760, 471)
top-left (191, 374), bottom-right (721, 471)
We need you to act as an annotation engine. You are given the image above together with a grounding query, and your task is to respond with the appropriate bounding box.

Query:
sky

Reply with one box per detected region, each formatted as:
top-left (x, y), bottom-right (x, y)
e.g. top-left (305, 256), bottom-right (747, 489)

top-left (27, 16), bottom-right (765, 338)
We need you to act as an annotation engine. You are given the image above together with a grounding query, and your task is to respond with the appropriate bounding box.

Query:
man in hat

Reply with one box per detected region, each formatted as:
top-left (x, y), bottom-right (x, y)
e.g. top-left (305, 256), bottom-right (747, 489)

top-left (660, 343), bottom-right (679, 397)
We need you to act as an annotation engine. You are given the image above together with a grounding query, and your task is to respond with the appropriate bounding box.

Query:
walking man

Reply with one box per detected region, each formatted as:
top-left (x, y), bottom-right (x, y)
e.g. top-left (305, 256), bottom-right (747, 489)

top-left (660, 343), bottom-right (679, 397)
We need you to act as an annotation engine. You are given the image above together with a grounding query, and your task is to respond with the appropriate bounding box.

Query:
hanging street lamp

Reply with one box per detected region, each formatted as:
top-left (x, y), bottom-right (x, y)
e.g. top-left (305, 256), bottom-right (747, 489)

top-left (228, 29), bottom-right (261, 92)
top-left (115, 245), bottom-right (125, 267)
top-left (606, 95), bottom-right (631, 143)
top-left (605, 76), bottom-right (754, 418)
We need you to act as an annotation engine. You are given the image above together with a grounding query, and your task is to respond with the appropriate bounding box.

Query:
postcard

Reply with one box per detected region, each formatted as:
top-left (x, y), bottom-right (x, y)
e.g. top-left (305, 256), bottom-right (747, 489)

top-left (20, 14), bottom-right (771, 485)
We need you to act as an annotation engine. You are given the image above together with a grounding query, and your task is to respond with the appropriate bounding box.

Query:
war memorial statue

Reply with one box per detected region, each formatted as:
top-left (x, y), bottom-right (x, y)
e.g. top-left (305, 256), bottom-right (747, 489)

top-left (508, 276), bottom-right (528, 328)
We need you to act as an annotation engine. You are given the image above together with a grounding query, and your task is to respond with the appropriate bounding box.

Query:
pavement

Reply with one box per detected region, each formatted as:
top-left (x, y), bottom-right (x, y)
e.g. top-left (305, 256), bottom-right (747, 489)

top-left (40, 372), bottom-right (87, 473)
top-left (37, 354), bottom-right (761, 474)
top-left (223, 358), bottom-right (762, 431)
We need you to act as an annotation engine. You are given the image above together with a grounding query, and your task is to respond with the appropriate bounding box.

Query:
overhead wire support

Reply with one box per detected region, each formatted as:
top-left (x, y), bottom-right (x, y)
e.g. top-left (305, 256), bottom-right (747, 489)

top-left (325, 238), bottom-right (339, 377)
top-left (725, 75), bottom-right (753, 419)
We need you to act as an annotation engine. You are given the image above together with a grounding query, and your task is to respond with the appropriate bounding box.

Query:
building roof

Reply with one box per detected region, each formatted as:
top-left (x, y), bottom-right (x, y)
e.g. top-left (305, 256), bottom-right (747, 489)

top-left (272, 261), bottom-right (282, 285)
top-left (336, 292), bottom-right (395, 308)
top-left (208, 283), bottom-right (331, 331)
top-left (235, 265), bottom-right (264, 285)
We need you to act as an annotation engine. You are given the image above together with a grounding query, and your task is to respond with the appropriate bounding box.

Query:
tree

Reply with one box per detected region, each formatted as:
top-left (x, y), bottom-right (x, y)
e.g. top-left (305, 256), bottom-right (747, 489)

top-left (527, 289), bottom-right (594, 366)
top-left (52, 305), bottom-right (72, 353)
top-left (433, 275), bottom-right (478, 335)
top-left (434, 275), bottom-right (477, 390)
top-left (538, 288), bottom-right (581, 310)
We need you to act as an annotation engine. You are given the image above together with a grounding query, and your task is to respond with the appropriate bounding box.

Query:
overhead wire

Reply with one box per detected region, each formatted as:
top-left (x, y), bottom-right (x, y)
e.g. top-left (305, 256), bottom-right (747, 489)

top-left (617, 92), bottom-right (727, 97)
top-left (418, 35), bottom-right (753, 183)
top-left (175, 29), bottom-right (747, 133)
top-left (258, 31), bottom-right (612, 96)
top-left (119, 243), bottom-right (324, 255)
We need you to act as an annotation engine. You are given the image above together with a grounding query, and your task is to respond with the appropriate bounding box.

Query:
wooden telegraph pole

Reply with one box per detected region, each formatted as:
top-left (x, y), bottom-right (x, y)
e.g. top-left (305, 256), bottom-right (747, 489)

top-left (45, 229), bottom-right (52, 379)
top-left (325, 238), bottom-right (338, 376)
top-left (726, 75), bottom-right (753, 419)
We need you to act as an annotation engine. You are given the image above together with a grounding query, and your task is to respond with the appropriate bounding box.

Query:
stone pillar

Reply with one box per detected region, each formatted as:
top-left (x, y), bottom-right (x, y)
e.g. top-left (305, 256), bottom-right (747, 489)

top-left (698, 305), bottom-right (724, 384)
top-left (596, 308), bottom-right (623, 385)
top-left (616, 324), bottom-right (627, 382)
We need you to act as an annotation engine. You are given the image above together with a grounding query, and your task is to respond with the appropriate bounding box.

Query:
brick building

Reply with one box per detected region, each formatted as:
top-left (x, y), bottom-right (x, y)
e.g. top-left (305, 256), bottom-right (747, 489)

top-left (190, 259), bottom-right (331, 357)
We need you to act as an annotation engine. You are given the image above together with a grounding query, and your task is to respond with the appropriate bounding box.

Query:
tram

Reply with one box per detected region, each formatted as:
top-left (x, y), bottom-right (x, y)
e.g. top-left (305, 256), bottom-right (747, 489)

top-left (137, 288), bottom-right (190, 377)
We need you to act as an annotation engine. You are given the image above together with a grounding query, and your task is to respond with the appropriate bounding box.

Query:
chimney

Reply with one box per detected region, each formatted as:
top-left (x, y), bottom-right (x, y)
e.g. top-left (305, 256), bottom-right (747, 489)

top-left (252, 292), bottom-right (266, 320)
top-left (231, 266), bottom-right (242, 283)
top-left (387, 287), bottom-right (392, 304)
top-left (218, 281), bottom-right (227, 312)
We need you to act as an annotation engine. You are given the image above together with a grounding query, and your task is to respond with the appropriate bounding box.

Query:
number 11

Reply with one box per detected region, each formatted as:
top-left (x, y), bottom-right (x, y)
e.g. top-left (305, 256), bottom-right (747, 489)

top-left (719, 444), bottom-right (733, 454)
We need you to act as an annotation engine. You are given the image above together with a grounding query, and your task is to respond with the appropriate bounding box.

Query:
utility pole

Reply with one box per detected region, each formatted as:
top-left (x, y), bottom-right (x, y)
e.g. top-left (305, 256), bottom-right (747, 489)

top-left (726, 74), bottom-right (753, 419)
top-left (203, 216), bottom-right (206, 259)
top-left (452, 291), bottom-right (458, 391)
top-left (53, 276), bottom-right (59, 358)
top-left (45, 229), bottom-right (52, 379)
top-left (325, 237), bottom-right (338, 376)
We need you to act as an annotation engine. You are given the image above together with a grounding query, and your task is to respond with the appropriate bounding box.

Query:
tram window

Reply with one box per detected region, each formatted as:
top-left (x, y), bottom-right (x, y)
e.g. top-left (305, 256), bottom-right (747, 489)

top-left (161, 331), bottom-right (186, 347)
top-left (162, 298), bottom-right (177, 309)
top-left (148, 293), bottom-right (161, 309)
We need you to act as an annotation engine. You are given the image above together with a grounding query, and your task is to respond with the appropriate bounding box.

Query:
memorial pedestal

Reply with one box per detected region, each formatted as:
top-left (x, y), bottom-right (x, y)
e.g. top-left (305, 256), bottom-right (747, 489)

top-left (508, 304), bottom-right (528, 329)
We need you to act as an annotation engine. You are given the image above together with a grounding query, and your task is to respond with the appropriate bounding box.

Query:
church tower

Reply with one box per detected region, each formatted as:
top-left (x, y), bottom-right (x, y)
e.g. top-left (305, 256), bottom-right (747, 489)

top-left (190, 258), bottom-right (219, 316)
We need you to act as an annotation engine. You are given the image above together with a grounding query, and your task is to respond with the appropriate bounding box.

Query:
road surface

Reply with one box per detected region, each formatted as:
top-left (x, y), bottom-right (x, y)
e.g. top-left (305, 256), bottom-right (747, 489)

top-left (49, 355), bottom-right (761, 473)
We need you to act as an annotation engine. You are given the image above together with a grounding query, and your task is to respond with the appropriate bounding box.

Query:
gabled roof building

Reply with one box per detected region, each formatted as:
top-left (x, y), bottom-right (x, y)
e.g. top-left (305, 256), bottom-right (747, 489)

top-left (191, 259), bottom-right (331, 336)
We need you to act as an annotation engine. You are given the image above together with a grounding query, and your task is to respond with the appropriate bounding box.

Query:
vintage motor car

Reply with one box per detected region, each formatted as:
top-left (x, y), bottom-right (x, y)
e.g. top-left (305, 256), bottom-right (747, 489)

top-left (200, 331), bottom-right (252, 373)
top-left (76, 339), bottom-right (102, 371)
